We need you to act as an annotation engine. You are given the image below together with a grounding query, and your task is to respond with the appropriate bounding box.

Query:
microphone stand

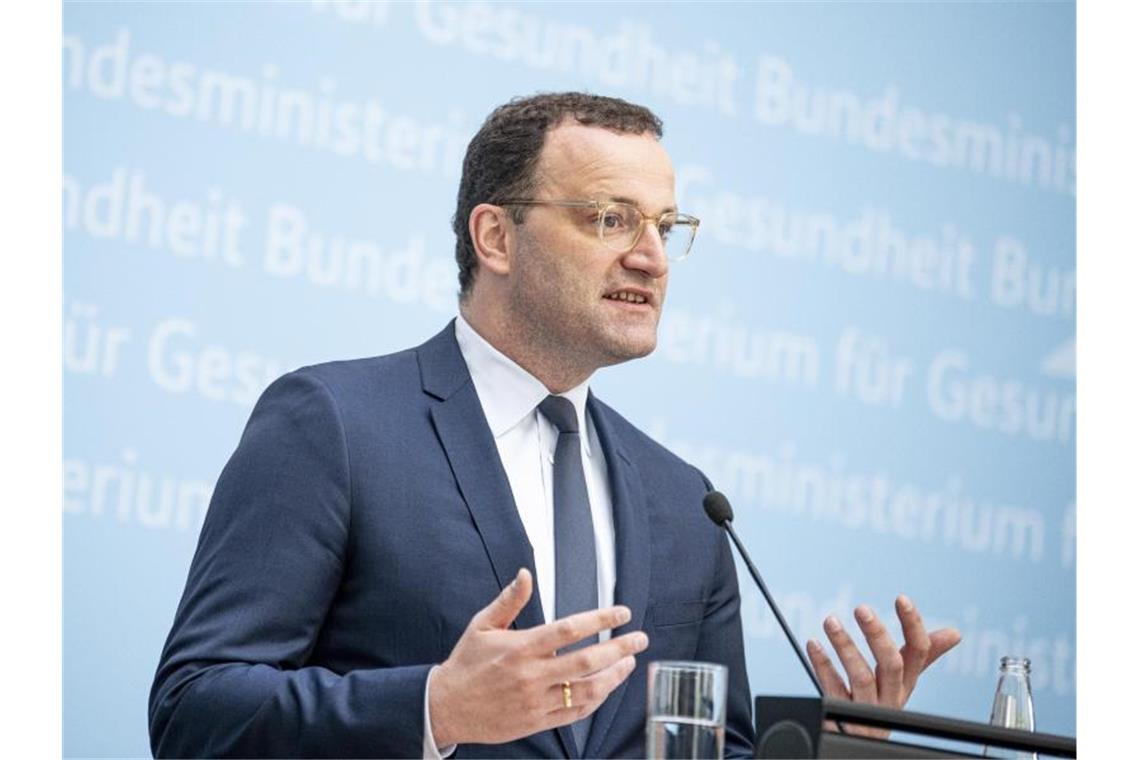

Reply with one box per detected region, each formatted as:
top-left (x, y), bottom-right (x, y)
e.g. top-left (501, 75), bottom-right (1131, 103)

top-left (720, 517), bottom-right (827, 699)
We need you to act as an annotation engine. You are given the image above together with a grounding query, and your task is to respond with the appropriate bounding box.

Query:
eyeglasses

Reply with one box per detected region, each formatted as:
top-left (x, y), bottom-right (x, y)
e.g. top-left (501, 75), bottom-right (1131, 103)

top-left (498, 199), bottom-right (700, 262)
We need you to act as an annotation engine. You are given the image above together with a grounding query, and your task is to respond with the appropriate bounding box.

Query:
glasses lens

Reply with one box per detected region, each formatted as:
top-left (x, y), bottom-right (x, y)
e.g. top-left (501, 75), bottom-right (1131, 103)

top-left (598, 203), bottom-right (641, 250)
top-left (660, 214), bottom-right (697, 261)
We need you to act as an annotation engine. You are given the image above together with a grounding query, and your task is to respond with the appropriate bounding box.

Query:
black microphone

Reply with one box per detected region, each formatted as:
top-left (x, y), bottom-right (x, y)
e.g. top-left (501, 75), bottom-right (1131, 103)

top-left (703, 490), bottom-right (826, 698)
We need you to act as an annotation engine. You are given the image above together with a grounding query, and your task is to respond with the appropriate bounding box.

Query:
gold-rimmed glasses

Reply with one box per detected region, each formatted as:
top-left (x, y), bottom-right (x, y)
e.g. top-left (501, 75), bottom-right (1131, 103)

top-left (498, 199), bottom-right (700, 262)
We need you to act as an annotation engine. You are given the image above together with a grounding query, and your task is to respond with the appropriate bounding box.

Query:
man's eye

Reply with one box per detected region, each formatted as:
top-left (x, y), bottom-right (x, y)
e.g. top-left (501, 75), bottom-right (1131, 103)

top-left (601, 212), bottom-right (625, 229)
top-left (658, 222), bottom-right (674, 240)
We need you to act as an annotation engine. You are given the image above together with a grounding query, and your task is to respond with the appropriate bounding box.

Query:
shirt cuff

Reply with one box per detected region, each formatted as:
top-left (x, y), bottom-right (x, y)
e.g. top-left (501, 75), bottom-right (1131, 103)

top-left (423, 665), bottom-right (457, 759)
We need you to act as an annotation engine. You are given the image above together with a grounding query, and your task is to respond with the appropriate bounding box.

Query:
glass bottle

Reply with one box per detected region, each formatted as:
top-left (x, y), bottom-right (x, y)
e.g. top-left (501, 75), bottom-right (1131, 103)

top-left (983, 656), bottom-right (1036, 759)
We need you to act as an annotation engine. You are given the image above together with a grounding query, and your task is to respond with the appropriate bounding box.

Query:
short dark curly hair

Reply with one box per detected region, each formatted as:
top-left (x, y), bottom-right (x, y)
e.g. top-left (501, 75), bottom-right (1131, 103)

top-left (452, 92), bottom-right (664, 299)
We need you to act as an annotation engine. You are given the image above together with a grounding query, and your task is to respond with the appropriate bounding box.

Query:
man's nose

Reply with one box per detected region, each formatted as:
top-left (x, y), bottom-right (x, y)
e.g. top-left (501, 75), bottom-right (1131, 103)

top-left (622, 224), bottom-right (669, 278)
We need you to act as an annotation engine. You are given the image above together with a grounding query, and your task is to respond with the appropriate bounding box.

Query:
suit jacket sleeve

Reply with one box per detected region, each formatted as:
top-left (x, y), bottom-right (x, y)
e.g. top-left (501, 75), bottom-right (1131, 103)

top-left (697, 472), bottom-right (755, 759)
top-left (149, 370), bottom-right (430, 758)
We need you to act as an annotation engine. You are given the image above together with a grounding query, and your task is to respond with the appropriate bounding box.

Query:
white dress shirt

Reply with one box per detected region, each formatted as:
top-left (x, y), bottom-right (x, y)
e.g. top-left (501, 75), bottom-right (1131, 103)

top-left (422, 314), bottom-right (617, 757)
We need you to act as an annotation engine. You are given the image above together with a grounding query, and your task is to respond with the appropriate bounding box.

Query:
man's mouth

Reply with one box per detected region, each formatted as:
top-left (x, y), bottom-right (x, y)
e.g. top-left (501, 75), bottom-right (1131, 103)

top-left (603, 289), bottom-right (651, 305)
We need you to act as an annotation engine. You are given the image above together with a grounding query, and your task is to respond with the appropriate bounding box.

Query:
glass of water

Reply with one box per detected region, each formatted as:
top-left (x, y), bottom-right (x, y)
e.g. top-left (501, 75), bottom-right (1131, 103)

top-left (645, 660), bottom-right (728, 759)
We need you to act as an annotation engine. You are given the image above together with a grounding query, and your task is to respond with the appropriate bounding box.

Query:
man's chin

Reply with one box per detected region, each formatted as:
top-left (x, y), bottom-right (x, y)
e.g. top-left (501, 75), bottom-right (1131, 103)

top-left (597, 333), bottom-right (657, 366)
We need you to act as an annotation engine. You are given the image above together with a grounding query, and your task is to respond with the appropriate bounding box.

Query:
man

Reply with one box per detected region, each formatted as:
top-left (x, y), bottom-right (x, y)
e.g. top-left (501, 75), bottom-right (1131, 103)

top-left (149, 93), bottom-right (960, 758)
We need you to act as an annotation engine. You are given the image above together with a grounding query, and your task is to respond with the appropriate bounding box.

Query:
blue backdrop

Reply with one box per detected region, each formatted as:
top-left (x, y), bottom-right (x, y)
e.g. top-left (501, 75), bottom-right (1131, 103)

top-left (63, 2), bottom-right (1075, 756)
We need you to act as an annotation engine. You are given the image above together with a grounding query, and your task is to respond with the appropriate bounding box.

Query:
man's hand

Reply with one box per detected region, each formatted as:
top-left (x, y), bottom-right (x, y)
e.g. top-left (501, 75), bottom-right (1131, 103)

top-left (806, 594), bottom-right (961, 739)
top-left (428, 568), bottom-right (650, 747)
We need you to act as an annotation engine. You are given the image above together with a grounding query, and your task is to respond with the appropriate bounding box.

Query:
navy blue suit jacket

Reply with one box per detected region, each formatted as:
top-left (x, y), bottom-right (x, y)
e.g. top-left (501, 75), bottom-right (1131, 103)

top-left (149, 322), bottom-right (754, 758)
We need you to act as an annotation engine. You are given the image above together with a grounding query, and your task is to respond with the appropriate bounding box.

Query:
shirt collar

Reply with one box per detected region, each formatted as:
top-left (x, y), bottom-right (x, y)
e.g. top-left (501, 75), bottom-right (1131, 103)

top-left (454, 314), bottom-right (593, 455)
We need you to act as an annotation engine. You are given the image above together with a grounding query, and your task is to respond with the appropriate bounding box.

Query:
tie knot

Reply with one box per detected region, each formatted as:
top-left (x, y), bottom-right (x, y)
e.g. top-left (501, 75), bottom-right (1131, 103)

top-left (539, 395), bottom-right (579, 434)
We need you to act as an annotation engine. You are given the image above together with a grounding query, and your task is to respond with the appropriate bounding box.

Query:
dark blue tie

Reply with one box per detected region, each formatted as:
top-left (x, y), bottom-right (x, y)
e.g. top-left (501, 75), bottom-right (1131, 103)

top-left (538, 395), bottom-right (597, 755)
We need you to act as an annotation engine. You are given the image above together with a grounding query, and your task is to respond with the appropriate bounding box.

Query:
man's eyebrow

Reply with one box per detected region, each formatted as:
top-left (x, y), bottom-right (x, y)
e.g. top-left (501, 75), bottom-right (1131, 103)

top-left (606, 195), bottom-right (677, 214)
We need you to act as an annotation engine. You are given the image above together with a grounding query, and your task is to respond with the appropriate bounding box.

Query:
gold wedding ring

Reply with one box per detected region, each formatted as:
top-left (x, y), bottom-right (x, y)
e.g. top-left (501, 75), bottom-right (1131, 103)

top-left (561, 681), bottom-right (573, 709)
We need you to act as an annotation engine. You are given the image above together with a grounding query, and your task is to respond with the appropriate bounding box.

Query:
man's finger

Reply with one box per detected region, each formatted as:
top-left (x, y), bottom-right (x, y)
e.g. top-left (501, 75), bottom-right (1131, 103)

top-left (543, 654), bottom-right (638, 722)
top-left (544, 631), bottom-right (648, 682)
top-left (824, 615), bottom-right (878, 704)
top-left (926, 628), bottom-right (963, 668)
top-left (854, 605), bottom-right (904, 707)
top-left (472, 568), bottom-right (533, 631)
top-left (806, 639), bottom-right (852, 699)
top-left (525, 605), bottom-right (632, 655)
top-left (896, 594), bottom-right (933, 693)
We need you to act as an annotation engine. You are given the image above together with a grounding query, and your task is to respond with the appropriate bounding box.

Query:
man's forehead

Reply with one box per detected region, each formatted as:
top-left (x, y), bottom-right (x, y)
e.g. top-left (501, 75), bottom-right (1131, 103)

top-left (537, 122), bottom-right (675, 202)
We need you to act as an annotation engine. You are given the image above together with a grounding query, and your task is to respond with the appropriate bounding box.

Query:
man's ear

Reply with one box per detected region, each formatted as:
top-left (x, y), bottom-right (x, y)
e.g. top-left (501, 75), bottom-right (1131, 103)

top-left (469, 203), bottom-right (513, 277)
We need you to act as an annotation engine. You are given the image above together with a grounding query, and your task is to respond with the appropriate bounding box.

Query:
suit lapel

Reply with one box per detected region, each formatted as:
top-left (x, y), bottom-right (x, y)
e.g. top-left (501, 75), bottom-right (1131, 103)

top-left (418, 323), bottom-right (572, 758)
top-left (428, 392), bottom-right (548, 625)
top-left (584, 394), bottom-right (651, 759)
top-left (419, 322), bottom-right (547, 632)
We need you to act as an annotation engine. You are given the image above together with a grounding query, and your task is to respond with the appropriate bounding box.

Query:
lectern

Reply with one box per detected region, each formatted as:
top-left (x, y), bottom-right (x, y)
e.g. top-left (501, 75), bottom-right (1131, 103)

top-left (754, 695), bottom-right (1077, 758)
